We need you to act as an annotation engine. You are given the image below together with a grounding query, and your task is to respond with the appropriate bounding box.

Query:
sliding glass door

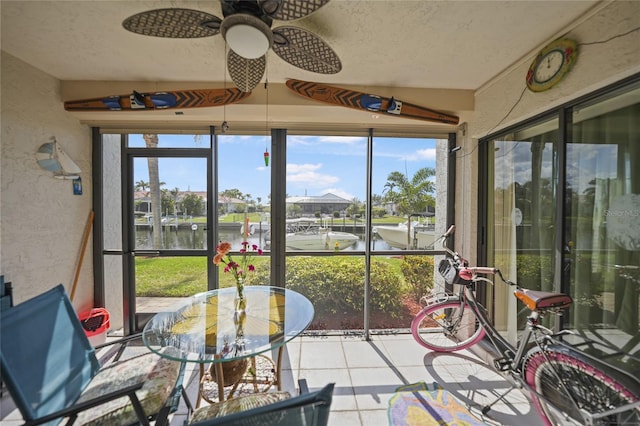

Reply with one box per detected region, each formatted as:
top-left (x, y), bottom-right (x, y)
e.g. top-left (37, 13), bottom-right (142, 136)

top-left (565, 84), bottom-right (640, 352)
top-left (484, 118), bottom-right (559, 340)
top-left (482, 77), bottom-right (640, 352)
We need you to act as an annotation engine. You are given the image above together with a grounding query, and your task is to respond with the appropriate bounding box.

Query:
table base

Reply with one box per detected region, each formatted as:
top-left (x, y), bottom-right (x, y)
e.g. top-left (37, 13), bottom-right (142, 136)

top-left (199, 355), bottom-right (277, 404)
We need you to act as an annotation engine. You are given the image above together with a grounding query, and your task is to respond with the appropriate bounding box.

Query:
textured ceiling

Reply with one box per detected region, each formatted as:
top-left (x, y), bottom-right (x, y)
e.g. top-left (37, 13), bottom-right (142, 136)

top-left (1, 0), bottom-right (601, 132)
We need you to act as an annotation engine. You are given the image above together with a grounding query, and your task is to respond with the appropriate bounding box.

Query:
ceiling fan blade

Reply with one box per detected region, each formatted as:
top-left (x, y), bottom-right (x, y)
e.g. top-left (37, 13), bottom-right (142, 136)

top-left (227, 50), bottom-right (265, 92)
top-left (260, 0), bottom-right (330, 21)
top-left (272, 27), bottom-right (341, 74)
top-left (122, 8), bottom-right (222, 38)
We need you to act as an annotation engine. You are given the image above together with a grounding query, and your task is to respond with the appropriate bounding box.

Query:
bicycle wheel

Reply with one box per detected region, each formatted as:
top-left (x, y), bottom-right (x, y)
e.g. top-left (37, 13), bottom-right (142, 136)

top-left (524, 345), bottom-right (640, 425)
top-left (411, 300), bottom-right (485, 352)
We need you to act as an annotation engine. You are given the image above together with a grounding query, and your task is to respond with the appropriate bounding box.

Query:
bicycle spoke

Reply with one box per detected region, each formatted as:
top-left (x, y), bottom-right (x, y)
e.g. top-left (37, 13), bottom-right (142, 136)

top-left (525, 347), bottom-right (640, 425)
top-left (411, 301), bottom-right (485, 352)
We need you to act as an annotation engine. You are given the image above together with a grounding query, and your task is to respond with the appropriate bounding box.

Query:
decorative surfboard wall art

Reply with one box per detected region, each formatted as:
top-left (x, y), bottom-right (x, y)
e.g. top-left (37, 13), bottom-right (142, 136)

top-left (286, 79), bottom-right (459, 125)
top-left (64, 88), bottom-right (250, 111)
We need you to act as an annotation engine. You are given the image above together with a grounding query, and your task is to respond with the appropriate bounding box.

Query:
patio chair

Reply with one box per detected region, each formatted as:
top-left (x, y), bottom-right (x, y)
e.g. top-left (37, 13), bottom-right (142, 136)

top-left (0, 275), bottom-right (13, 311)
top-left (0, 284), bottom-right (190, 426)
top-left (0, 275), bottom-right (13, 396)
top-left (188, 380), bottom-right (334, 426)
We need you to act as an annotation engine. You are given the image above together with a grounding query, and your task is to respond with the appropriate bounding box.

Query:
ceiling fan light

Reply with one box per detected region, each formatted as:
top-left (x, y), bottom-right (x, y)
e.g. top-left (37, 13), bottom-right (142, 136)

top-left (226, 24), bottom-right (269, 58)
top-left (221, 14), bottom-right (273, 59)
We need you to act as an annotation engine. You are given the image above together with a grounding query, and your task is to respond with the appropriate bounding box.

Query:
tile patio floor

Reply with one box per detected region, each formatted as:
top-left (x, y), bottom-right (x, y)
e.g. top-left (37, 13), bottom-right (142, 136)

top-left (0, 332), bottom-right (543, 425)
top-left (171, 332), bottom-right (542, 426)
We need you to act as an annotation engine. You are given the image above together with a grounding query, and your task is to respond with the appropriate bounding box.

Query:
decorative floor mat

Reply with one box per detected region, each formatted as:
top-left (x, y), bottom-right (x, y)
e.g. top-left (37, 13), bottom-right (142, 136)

top-left (388, 381), bottom-right (487, 426)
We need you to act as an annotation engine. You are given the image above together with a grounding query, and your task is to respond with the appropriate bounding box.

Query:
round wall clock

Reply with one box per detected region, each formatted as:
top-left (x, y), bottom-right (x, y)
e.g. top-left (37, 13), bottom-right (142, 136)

top-left (526, 38), bottom-right (578, 92)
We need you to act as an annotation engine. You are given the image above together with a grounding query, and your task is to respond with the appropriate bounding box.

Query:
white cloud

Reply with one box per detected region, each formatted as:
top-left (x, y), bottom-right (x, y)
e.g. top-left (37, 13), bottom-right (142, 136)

top-left (415, 148), bottom-right (436, 161)
top-left (288, 171), bottom-right (339, 187)
top-left (287, 136), bottom-right (313, 146)
top-left (287, 163), bottom-right (322, 173)
top-left (218, 134), bottom-right (261, 144)
top-left (374, 147), bottom-right (437, 162)
top-left (287, 136), bottom-right (367, 158)
top-left (287, 163), bottom-right (339, 190)
top-left (316, 136), bottom-right (366, 144)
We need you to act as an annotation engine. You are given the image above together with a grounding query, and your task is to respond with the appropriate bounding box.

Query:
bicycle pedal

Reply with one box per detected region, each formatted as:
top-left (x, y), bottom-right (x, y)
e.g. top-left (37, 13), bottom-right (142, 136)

top-left (493, 358), bottom-right (511, 371)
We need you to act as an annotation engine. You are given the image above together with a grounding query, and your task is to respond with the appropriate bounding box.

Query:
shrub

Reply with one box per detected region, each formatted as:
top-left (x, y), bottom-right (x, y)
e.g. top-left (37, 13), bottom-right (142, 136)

top-left (373, 207), bottom-right (386, 218)
top-left (253, 257), bottom-right (404, 318)
top-left (401, 255), bottom-right (434, 302)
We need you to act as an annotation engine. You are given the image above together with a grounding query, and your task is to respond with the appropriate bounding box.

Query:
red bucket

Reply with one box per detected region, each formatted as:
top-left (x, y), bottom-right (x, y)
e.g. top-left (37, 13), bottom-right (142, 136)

top-left (79, 308), bottom-right (110, 345)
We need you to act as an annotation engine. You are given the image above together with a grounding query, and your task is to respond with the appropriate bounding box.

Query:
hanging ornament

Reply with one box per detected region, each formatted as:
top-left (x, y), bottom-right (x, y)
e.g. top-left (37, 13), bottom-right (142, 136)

top-left (263, 71), bottom-right (270, 167)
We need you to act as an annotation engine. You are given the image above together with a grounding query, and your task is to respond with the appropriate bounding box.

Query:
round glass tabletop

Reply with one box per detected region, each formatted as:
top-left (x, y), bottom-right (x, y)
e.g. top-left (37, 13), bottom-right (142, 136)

top-left (142, 286), bottom-right (314, 363)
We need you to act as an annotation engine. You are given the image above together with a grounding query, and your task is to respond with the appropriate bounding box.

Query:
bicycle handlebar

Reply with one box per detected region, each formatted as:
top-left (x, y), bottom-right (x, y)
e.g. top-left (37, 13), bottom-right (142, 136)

top-left (439, 224), bottom-right (517, 287)
top-left (459, 266), bottom-right (517, 286)
top-left (466, 266), bottom-right (499, 275)
top-left (437, 225), bottom-right (459, 257)
top-left (444, 224), bottom-right (455, 237)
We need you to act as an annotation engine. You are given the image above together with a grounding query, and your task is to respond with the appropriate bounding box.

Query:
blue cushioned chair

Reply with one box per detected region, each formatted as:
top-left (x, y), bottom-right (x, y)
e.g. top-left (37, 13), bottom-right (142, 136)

top-left (0, 284), bottom-right (190, 426)
top-left (188, 381), bottom-right (334, 426)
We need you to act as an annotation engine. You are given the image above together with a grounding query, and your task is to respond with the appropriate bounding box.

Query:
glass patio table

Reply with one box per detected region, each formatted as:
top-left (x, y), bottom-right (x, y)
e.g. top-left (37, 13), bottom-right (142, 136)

top-left (142, 285), bottom-right (314, 404)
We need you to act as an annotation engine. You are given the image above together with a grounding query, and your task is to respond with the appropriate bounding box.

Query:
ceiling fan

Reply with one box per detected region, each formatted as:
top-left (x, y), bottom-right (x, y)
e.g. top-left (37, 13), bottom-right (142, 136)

top-left (122, 0), bottom-right (342, 92)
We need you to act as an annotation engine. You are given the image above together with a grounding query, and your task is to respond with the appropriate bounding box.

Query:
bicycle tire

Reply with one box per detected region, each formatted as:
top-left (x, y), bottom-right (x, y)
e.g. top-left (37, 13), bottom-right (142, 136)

top-left (524, 345), bottom-right (640, 425)
top-left (411, 299), bottom-right (486, 352)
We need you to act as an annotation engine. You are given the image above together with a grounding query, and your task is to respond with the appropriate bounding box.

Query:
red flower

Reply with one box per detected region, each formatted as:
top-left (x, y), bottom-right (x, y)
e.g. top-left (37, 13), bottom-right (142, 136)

top-left (213, 240), bottom-right (262, 287)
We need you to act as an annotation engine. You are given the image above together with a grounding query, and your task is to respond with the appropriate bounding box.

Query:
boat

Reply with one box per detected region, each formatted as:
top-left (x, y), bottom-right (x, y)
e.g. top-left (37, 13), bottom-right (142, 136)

top-left (374, 221), bottom-right (436, 249)
top-left (240, 213), bottom-right (271, 236)
top-left (264, 218), bottom-right (359, 250)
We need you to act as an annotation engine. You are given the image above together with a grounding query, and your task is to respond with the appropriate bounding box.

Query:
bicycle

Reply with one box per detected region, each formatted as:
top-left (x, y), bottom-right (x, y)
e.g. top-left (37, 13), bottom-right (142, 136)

top-left (411, 225), bottom-right (640, 425)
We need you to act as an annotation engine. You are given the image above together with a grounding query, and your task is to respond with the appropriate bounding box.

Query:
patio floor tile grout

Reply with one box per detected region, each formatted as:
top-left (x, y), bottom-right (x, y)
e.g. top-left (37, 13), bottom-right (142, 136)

top-left (0, 333), bottom-right (542, 426)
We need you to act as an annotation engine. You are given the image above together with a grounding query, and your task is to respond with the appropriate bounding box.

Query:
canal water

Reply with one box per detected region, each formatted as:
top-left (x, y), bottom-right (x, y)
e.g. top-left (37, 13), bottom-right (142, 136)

top-left (135, 223), bottom-right (393, 251)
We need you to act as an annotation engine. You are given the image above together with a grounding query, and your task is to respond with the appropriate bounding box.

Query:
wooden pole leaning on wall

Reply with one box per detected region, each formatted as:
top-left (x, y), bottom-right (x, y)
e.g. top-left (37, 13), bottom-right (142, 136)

top-left (70, 210), bottom-right (94, 302)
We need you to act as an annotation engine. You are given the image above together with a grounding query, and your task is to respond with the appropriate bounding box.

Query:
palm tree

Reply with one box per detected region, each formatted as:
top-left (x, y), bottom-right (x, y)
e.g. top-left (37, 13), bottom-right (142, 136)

top-left (135, 180), bottom-right (150, 195)
top-left (383, 168), bottom-right (435, 216)
top-left (170, 187), bottom-right (180, 214)
top-left (382, 181), bottom-right (396, 197)
top-left (143, 134), bottom-right (162, 248)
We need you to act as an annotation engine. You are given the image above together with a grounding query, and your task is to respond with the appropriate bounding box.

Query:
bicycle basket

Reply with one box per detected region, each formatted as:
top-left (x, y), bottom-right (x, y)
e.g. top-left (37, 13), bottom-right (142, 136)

top-left (439, 258), bottom-right (459, 285)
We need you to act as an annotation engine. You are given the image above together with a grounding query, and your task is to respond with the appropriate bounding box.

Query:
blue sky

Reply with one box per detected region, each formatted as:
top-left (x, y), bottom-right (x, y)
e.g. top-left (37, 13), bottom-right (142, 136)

top-left (131, 134), bottom-right (439, 202)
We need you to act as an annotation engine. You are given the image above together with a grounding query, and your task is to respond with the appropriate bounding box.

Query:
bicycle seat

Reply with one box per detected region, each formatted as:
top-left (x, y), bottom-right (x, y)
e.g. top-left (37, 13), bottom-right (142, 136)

top-left (514, 288), bottom-right (572, 311)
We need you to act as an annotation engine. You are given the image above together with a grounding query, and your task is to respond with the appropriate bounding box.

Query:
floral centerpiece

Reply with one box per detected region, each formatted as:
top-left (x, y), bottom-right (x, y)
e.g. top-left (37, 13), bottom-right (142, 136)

top-left (213, 240), bottom-right (263, 316)
top-left (208, 240), bottom-right (263, 387)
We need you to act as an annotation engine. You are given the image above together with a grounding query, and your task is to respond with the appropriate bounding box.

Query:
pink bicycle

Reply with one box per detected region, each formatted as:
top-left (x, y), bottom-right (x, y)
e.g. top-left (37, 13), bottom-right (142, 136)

top-left (411, 225), bottom-right (640, 425)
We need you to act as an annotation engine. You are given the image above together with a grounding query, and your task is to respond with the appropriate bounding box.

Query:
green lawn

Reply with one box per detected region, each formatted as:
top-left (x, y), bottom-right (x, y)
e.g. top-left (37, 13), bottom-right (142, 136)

top-left (135, 254), bottom-right (406, 297)
top-left (135, 256), bottom-right (271, 296)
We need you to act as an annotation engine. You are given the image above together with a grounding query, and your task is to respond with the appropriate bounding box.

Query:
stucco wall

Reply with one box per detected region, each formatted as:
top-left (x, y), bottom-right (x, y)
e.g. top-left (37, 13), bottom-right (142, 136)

top-left (1, 52), bottom-right (94, 313)
top-left (456, 0), bottom-right (640, 262)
